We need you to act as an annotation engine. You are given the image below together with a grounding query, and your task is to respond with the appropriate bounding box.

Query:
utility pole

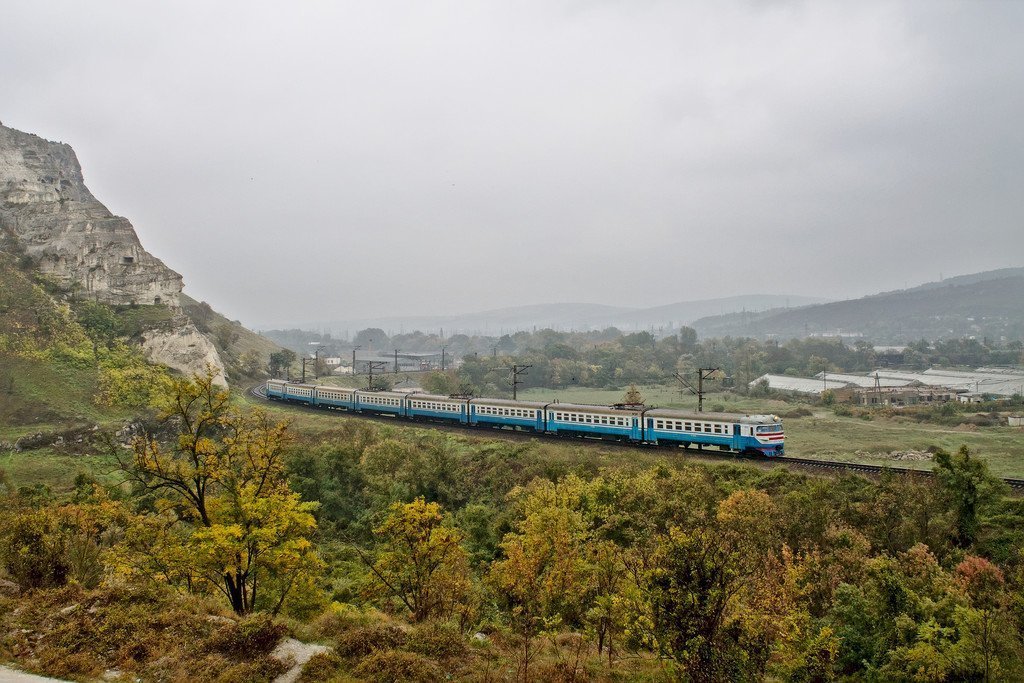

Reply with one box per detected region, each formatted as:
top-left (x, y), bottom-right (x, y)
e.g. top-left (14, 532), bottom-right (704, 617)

top-left (312, 345), bottom-right (325, 379)
top-left (492, 345), bottom-right (497, 359)
top-left (697, 367), bottom-right (719, 412)
top-left (352, 345), bottom-right (361, 377)
top-left (300, 357), bottom-right (315, 383)
top-left (394, 348), bottom-right (400, 374)
top-left (508, 364), bottom-right (531, 400)
top-left (441, 346), bottom-right (447, 372)
top-left (366, 360), bottom-right (388, 390)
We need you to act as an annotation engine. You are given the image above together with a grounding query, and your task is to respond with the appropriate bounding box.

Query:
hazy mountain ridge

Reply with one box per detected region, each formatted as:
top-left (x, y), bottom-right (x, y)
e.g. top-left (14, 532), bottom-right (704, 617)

top-left (270, 294), bottom-right (826, 336)
top-left (692, 269), bottom-right (1024, 342)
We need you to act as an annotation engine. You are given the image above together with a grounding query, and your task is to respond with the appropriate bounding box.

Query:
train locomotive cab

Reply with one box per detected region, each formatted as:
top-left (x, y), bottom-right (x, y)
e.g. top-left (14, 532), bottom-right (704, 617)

top-left (738, 415), bottom-right (785, 456)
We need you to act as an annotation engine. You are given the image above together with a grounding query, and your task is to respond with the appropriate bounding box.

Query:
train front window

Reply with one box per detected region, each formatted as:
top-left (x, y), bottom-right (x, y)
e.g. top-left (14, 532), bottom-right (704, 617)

top-left (756, 424), bottom-right (782, 433)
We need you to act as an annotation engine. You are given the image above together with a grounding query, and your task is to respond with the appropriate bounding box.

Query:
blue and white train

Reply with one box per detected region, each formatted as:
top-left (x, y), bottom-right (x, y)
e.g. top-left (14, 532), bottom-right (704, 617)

top-left (265, 380), bottom-right (785, 456)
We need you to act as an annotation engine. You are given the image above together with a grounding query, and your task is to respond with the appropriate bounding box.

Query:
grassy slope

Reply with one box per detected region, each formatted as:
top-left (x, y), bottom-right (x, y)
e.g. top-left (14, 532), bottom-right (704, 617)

top-left (0, 257), bottom-right (131, 490)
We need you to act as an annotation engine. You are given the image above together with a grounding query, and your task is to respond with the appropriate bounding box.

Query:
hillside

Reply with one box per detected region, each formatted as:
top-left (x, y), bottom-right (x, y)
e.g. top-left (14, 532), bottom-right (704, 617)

top-left (179, 293), bottom-right (285, 382)
top-left (0, 254), bottom-right (133, 439)
top-left (692, 269), bottom-right (1024, 341)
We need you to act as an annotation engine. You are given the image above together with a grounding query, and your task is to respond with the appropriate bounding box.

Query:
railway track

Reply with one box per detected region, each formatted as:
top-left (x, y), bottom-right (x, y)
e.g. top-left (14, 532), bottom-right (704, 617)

top-left (249, 384), bottom-right (1024, 491)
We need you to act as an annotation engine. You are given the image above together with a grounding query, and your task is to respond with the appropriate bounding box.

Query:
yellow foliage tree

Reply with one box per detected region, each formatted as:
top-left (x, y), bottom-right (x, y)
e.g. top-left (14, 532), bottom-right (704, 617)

top-left (366, 497), bottom-right (472, 624)
top-left (623, 384), bottom-right (644, 405)
top-left (489, 477), bottom-right (594, 678)
top-left (120, 368), bottom-right (323, 615)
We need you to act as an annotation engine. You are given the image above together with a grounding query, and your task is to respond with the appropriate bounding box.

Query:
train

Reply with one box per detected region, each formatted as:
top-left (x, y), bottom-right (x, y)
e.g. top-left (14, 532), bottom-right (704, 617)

top-left (265, 379), bottom-right (786, 456)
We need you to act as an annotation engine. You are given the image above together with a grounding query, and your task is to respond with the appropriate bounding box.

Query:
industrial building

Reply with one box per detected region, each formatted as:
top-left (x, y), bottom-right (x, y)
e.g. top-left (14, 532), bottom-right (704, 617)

top-left (751, 366), bottom-right (1024, 403)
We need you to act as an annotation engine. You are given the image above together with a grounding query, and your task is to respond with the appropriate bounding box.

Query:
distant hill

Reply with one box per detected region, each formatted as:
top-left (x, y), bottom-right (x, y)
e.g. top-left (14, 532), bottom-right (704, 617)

top-left (282, 294), bottom-right (825, 336)
top-left (692, 269), bottom-right (1024, 342)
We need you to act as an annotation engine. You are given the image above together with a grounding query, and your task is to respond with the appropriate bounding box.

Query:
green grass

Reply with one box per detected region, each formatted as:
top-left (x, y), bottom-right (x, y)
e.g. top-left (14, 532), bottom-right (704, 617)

top-left (0, 447), bottom-right (122, 492)
top-left (0, 355), bottom-right (133, 440)
top-left (783, 411), bottom-right (1024, 477)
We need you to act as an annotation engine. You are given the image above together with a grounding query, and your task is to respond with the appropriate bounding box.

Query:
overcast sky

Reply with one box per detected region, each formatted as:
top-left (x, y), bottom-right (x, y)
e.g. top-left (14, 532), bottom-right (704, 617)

top-left (2, 1), bottom-right (1022, 328)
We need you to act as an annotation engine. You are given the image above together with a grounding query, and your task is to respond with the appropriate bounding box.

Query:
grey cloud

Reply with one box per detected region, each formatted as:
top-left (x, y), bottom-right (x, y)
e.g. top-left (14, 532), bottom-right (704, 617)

top-left (1, 0), bottom-right (1021, 327)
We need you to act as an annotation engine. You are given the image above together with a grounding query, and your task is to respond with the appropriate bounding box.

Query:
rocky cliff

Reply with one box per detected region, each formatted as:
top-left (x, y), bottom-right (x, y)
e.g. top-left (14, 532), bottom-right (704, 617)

top-left (0, 123), bottom-right (184, 306)
top-left (0, 122), bottom-right (227, 384)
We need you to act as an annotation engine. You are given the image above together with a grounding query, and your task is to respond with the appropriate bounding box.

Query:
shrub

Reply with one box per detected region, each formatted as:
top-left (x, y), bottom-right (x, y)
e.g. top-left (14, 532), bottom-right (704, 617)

top-left (206, 613), bottom-right (287, 658)
top-left (299, 651), bottom-right (344, 682)
top-left (405, 621), bottom-right (467, 660)
top-left (0, 508), bottom-right (70, 589)
top-left (335, 624), bottom-right (408, 658)
top-left (353, 649), bottom-right (443, 682)
top-left (214, 657), bottom-right (288, 683)
top-left (312, 603), bottom-right (371, 640)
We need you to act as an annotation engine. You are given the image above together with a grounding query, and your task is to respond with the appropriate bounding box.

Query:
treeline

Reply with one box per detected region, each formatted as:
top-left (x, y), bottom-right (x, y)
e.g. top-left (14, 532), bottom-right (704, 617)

top-left (268, 323), bottom-right (1023, 393)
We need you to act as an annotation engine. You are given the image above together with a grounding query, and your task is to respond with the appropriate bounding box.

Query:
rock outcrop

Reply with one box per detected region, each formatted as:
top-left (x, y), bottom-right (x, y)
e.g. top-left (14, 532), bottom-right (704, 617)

top-left (142, 323), bottom-right (228, 386)
top-left (0, 123), bottom-right (183, 306)
top-left (0, 122), bottom-right (228, 385)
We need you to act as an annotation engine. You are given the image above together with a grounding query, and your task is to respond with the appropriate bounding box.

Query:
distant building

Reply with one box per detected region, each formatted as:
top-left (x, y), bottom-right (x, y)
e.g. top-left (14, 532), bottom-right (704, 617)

top-left (853, 386), bottom-right (962, 407)
top-left (749, 374), bottom-right (850, 396)
top-left (323, 357), bottom-right (342, 366)
top-left (751, 366), bottom-right (1024, 402)
top-left (354, 351), bottom-right (443, 373)
top-left (1009, 415), bottom-right (1024, 427)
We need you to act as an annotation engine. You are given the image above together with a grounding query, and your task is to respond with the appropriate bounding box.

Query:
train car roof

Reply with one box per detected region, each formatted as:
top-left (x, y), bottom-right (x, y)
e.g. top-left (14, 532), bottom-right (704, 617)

top-left (646, 408), bottom-right (779, 423)
top-left (468, 397), bottom-right (549, 409)
top-left (282, 382), bottom-right (318, 389)
top-left (354, 390), bottom-right (408, 399)
top-left (547, 402), bottom-right (644, 416)
top-left (407, 393), bottom-right (469, 402)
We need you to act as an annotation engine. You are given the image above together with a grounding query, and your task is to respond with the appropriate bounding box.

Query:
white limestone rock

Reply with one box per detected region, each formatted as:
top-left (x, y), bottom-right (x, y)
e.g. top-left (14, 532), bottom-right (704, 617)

top-left (142, 323), bottom-right (228, 387)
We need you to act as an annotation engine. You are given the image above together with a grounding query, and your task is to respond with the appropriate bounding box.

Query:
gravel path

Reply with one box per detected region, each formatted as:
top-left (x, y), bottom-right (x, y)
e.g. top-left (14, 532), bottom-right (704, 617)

top-left (0, 666), bottom-right (68, 683)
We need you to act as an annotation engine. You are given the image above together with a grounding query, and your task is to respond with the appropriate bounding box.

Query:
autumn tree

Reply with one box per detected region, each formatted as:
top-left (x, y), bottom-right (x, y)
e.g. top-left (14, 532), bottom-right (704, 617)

top-left (622, 384), bottom-right (643, 405)
top-left (489, 477), bottom-right (594, 679)
top-left (638, 489), bottom-right (799, 680)
top-left (934, 445), bottom-right (1006, 548)
top-left (122, 368), bottom-right (322, 615)
top-left (953, 556), bottom-right (1022, 681)
top-left (365, 497), bottom-right (472, 623)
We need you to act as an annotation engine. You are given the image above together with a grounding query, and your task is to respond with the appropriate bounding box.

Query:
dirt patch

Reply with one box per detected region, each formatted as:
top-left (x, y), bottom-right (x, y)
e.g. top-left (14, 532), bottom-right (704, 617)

top-left (855, 449), bottom-right (934, 462)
